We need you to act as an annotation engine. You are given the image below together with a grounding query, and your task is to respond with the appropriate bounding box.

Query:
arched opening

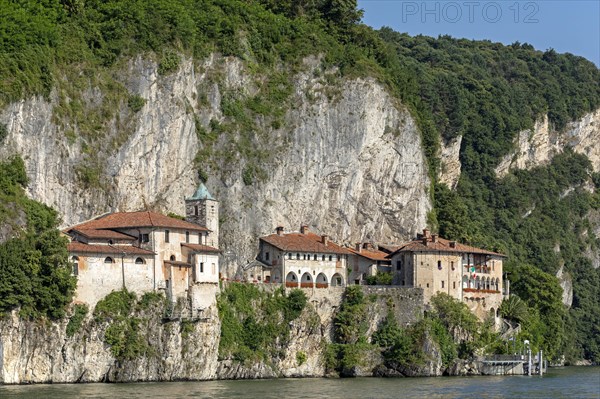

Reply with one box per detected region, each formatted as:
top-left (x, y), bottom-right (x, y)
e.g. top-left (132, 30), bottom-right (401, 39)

top-left (301, 272), bottom-right (313, 288)
top-left (135, 257), bottom-right (145, 264)
top-left (285, 272), bottom-right (298, 288)
top-left (316, 273), bottom-right (328, 288)
top-left (486, 277), bottom-right (491, 290)
top-left (71, 256), bottom-right (79, 276)
top-left (104, 256), bottom-right (114, 264)
top-left (462, 275), bottom-right (468, 289)
top-left (331, 273), bottom-right (344, 287)
top-left (475, 276), bottom-right (481, 290)
top-left (170, 255), bottom-right (176, 261)
top-left (495, 277), bottom-right (500, 292)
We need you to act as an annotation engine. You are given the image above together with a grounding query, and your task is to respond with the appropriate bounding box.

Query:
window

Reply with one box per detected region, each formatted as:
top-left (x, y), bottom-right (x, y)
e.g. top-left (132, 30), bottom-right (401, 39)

top-left (451, 261), bottom-right (455, 271)
top-left (322, 255), bottom-right (325, 261)
top-left (265, 252), bottom-right (270, 261)
top-left (170, 255), bottom-right (176, 261)
top-left (401, 280), bottom-right (405, 286)
top-left (313, 254), bottom-right (317, 261)
top-left (337, 254), bottom-right (341, 261)
top-left (453, 281), bottom-right (456, 289)
top-left (135, 257), bottom-right (145, 264)
top-left (396, 260), bottom-right (402, 271)
top-left (165, 230), bottom-right (170, 243)
top-left (303, 254), bottom-right (307, 260)
top-left (288, 253), bottom-right (292, 260)
top-left (200, 262), bottom-right (204, 273)
top-left (426, 283), bottom-right (429, 288)
top-left (104, 257), bottom-right (114, 263)
top-left (194, 205), bottom-right (199, 216)
top-left (108, 239), bottom-right (113, 245)
top-left (441, 281), bottom-right (445, 288)
top-left (141, 233), bottom-right (149, 243)
top-left (329, 255), bottom-right (332, 261)
top-left (296, 253), bottom-right (300, 260)
top-left (185, 231), bottom-right (190, 243)
top-left (71, 256), bottom-right (79, 276)
top-left (438, 260), bottom-right (442, 270)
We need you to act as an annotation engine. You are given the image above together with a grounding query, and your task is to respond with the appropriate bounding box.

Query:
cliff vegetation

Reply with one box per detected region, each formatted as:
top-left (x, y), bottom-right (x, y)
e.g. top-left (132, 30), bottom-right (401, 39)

top-left (0, 0), bottom-right (599, 364)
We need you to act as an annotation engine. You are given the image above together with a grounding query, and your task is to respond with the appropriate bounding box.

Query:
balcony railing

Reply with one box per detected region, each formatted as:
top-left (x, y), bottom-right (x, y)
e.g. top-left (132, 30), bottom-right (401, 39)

top-left (463, 265), bottom-right (494, 274)
top-left (463, 288), bottom-right (501, 294)
top-left (315, 283), bottom-right (328, 289)
top-left (285, 281), bottom-right (298, 288)
top-left (300, 282), bottom-right (314, 288)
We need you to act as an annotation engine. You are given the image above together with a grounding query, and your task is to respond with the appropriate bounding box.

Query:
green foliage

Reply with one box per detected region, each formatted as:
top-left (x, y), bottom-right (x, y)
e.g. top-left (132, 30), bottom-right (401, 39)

top-left (0, 123), bottom-right (7, 143)
top-left (93, 290), bottom-right (150, 361)
top-left (436, 151), bottom-right (599, 361)
top-left (296, 351), bottom-right (307, 366)
top-left (0, 157), bottom-right (76, 319)
top-left (180, 319), bottom-right (195, 339)
top-left (334, 285), bottom-right (367, 344)
top-left (158, 51), bottom-right (180, 75)
top-left (217, 283), bottom-right (308, 362)
top-left (365, 272), bottom-right (392, 285)
top-left (138, 291), bottom-right (165, 310)
top-left (166, 212), bottom-right (185, 220)
top-left (513, 264), bottom-right (566, 359)
top-left (104, 317), bottom-right (147, 360)
top-left (429, 293), bottom-right (479, 340)
top-left (127, 95), bottom-right (146, 112)
top-left (93, 290), bottom-right (137, 322)
top-left (499, 295), bottom-right (529, 323)
top-left (66, 304), bottom-right (89, 337)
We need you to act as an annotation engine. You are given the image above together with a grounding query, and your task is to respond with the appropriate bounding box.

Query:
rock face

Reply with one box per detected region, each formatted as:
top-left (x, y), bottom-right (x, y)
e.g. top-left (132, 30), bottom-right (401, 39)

top-left (0, 55), bottom-right (431, 277)
top-left (495, 110), bottom-right (600, 177)
top-left (0, 287), bottom-right (425, 384)
top-left (439, 135), bottom-right (462, 189)
top-left (556, 266), bottom-right (573, 308)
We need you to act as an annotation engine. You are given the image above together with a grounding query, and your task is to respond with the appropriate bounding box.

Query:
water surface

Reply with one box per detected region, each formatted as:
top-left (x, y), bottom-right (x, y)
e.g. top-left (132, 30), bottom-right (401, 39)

top-left (1, 366), bottom-right (598, 398)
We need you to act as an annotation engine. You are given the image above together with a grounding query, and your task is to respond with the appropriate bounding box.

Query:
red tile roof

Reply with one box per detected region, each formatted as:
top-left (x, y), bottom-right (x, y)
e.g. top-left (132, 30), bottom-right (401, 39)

top-left (181, 243), bottom-right (221, 253)
top-left (389, 235), bottom-right (505, 257)
top-left (69, 211), bottom-right (209, 232)
top-left (347, 248), bottom-right (391, 262)
top-left (260, 232), bottom-right (349, 255)
top-left (72, 228), bottom-right (136, 241)
top-left (68, 242), bottom-right (155, 255)
top-left (377, 244), bottom-right (401, 254)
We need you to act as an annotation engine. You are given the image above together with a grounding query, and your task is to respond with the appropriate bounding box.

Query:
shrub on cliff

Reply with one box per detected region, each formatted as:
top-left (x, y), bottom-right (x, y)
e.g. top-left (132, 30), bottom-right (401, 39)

top-left (217, 283), bottom-right (308, 362)
top-left (0, 157), bottom-right (76, 320)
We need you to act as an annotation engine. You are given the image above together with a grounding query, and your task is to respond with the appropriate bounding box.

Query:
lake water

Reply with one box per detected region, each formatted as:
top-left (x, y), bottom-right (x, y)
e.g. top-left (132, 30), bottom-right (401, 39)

top-left (1, 366), bottom-right (599, 399)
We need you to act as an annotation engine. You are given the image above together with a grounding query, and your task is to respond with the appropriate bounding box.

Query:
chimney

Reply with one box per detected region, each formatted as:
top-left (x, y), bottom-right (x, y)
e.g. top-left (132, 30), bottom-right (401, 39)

top-left (422, 236), bottom-right (428, 246)
top-left (300, 225), bottom-right (309, 234)
top-left (450, 241), bottom-right (456, 248)
top-left (275, 226), bottom-right (284, 236)
top-left (423, 228), bottom-right (430, 238)
top-left (321, 235), bottom-right (329, 246)
top-left (355, 243), bottom-right (362, 253)
top-left (432, 234), bottom-right (438, 243)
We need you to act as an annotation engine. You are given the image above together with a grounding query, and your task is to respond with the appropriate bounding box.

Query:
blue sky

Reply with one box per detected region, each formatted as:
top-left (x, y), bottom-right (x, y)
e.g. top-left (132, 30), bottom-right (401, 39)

top-left (358, 0), bottom-right (600, 66)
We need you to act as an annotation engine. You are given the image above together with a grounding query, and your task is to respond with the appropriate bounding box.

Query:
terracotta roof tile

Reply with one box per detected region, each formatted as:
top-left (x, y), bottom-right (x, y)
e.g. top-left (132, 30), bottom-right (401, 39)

top-left (348, 248), bottom-right (390, 261)
top-left (68, 242), bottom-right (155, 255)
top-left (72, 229), bottom-right (136, 240)
top-left (70, 211), bottom-right (209, 232)
top-left (260, 232), bottom-right (349, 255)
top-left (181, 243), bottom-right (221, 253)
top-left (377, 244), bottom-right (401, 254)
top-left (390, 235), bottom-right (505, 257)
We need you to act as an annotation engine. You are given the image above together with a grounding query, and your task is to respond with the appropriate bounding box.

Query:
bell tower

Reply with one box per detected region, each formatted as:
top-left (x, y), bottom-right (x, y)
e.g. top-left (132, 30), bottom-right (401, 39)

top-left (185, 183), bottom-right (219, 247)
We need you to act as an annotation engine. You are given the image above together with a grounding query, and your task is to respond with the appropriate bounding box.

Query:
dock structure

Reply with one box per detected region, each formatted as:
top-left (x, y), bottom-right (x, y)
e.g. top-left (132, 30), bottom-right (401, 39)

top-left (480, 353), bottom-right (547, 376)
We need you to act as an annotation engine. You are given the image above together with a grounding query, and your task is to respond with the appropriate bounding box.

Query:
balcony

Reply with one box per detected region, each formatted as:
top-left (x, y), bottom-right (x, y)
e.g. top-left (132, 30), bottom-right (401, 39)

top-left (463, 265), bottom-right (493, 274)
top-left (300, 282), bottom-right (314, 288)
top-left (285, 281), bottom-right (298, 288)
top-left (463, 288), bottom-right (500, 294)
top-left (315, 283), bottom-right (329, 289)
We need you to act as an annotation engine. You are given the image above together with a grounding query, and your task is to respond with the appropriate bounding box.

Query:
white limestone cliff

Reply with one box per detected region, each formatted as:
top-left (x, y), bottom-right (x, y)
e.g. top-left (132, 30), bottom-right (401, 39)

top-left (439, 135), bottom-right (462, 189)
top-left (0, 55), bottom-right (431, 277)
top-left (495, 110), bottom-right (600, 177)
